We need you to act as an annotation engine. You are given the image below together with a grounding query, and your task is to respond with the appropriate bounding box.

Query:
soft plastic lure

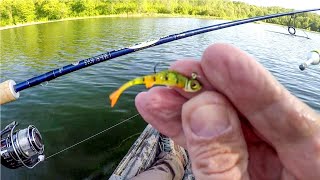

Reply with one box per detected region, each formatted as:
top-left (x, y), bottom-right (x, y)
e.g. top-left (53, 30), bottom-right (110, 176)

top-left (109, 70), bottom-right (202, 107)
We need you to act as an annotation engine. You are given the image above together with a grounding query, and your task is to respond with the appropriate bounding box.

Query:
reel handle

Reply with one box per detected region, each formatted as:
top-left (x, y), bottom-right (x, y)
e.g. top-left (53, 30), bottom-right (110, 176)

top-left (299, 50), bottom-right (320, 71)
top-left (0, 80), bottom-right (20, 105)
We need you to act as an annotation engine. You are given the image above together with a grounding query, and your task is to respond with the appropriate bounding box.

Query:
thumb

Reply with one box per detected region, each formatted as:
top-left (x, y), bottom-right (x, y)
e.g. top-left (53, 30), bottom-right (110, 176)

top-left (182, 91), bottom-right (249, 180)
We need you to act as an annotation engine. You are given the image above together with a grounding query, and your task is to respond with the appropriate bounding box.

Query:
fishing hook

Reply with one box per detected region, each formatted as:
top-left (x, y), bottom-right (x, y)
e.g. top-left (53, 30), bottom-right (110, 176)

top-left (153, 61), bottom-right (163, 74)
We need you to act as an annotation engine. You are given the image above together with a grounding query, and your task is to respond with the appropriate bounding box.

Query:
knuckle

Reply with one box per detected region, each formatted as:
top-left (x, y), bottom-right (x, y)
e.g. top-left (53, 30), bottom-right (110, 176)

top-left (191, 142), bottom-right (246, 176)
top-left (145, 92), bottom-right (163, 110)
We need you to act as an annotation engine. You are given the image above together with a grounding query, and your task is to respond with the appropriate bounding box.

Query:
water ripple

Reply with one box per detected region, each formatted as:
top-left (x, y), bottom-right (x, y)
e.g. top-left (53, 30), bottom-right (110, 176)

top-left (1, 17), bottom-right (320, 179)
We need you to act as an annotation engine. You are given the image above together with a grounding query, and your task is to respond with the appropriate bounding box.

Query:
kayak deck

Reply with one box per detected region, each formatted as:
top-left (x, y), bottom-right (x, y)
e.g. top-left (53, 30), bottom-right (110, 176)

top-left (109, 124), bottom-right (194, 179)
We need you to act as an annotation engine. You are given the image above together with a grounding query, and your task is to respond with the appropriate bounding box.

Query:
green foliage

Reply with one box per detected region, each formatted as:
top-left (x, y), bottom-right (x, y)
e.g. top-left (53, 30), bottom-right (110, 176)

top-left (0, 0), bottom-right (13, 25)
top-left (1, 0), bottom-right (36, 25)
top-left (0, 0), bottom-right (319, 32)
top-left (35, 0), bottom-right (70, 20)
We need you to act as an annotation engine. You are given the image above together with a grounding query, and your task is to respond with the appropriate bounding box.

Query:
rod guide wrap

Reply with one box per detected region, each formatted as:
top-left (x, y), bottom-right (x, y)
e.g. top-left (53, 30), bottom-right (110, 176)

top-left (0, 80), bottom-right (20, 105)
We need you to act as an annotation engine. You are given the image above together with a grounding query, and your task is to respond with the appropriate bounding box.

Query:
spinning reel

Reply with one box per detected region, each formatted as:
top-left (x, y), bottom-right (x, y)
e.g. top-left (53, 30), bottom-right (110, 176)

top-left (1, 121), bottom-right (45, 169)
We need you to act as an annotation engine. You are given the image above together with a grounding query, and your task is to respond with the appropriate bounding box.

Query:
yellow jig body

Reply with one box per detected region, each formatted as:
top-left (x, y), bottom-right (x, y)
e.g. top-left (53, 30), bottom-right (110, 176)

top-left (109, 70), bottom-right (201, 107)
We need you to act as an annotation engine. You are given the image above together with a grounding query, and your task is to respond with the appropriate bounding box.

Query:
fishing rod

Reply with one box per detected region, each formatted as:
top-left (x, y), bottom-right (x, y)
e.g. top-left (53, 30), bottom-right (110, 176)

top-left (0, 8), bottom-right (319, 105)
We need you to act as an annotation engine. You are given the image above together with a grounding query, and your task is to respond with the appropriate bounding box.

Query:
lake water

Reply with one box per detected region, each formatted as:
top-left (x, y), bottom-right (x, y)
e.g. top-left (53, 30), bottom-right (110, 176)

top-left (1, 17), bottom-right (320, 179)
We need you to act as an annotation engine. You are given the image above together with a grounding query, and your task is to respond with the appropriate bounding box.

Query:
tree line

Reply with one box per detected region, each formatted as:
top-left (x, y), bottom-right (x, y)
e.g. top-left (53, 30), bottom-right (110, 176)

top-left (0, 0), bottom-right (319, 32)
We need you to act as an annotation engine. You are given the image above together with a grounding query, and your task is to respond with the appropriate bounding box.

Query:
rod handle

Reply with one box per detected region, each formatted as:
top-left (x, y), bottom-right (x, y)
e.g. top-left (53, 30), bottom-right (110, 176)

top-left (0, 80), bottom-right (20, 105)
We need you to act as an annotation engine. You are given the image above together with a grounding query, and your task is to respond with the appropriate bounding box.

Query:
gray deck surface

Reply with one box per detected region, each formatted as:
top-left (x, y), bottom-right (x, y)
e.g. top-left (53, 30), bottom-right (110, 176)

top-left (109, 124), bottom-right (194, 180)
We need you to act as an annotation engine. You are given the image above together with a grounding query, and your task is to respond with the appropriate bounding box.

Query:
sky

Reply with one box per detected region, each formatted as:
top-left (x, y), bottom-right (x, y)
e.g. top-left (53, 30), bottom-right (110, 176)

top-left (235, 0), bottom-right (320, 12)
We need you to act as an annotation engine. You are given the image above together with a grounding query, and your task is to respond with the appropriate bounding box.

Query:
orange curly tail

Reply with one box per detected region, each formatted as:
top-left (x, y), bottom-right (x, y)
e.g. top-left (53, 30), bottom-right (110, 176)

top-left (109, 90), bottom-right (121, 107)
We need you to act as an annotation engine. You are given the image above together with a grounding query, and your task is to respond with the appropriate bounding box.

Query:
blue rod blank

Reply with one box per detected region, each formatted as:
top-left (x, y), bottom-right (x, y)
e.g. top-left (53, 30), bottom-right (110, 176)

top-left (14, 8), bottom-right (320, 92)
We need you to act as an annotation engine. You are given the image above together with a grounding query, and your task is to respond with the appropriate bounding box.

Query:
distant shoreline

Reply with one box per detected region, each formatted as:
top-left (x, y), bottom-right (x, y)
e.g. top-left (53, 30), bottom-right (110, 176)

top-left (0, 13), bottom-right (221, 31)
top-left (1, 13), bottom-right (318, 35)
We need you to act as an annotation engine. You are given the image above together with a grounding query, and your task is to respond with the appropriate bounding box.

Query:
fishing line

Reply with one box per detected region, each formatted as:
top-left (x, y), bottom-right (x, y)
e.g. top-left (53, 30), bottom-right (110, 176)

top-left (45, 113), bottom-right (140, 160)
top-left (40, 82), bottom-right (49, 87)
top-left (107, 132), bottom-right (141, 152)
top-left (301, 29), bottom-right (309, 39)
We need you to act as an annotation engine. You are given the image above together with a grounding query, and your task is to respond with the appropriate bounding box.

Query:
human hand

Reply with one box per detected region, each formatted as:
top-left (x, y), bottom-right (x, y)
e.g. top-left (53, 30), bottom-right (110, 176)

top-left (135, 44), bottom-right (320, 180)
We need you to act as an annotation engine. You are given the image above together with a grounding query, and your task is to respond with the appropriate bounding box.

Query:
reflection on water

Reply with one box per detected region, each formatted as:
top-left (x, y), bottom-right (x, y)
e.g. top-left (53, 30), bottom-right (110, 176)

top-left (1, 17), bottom-right (320, 179)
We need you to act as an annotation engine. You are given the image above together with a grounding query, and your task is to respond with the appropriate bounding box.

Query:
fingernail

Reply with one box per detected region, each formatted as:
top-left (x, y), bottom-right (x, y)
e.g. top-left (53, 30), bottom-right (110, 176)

top-left (190, 104), bottom-right (231, 137)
